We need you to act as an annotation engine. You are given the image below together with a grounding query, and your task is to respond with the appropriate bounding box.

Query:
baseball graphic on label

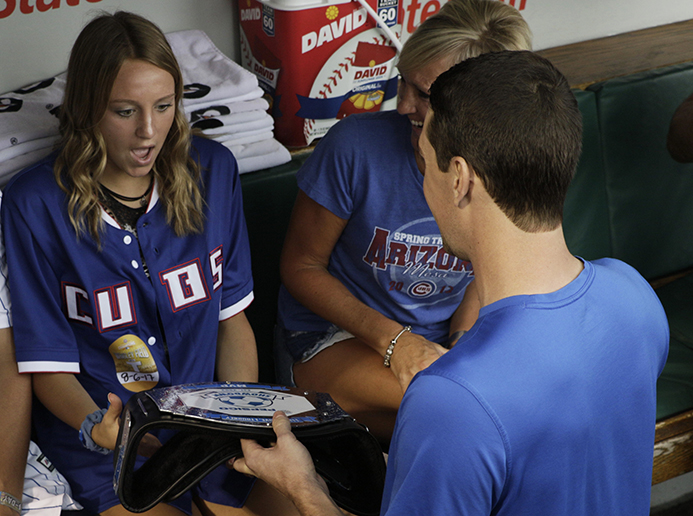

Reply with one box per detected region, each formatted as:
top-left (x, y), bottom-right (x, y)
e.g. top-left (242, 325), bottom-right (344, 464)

top-left (303, 27), bottom-right (398, 142)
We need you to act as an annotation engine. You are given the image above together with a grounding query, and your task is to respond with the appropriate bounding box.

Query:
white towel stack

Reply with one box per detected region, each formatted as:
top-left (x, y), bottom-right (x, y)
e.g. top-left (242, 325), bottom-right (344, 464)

top-left (0, 74), bottom-right (64, 187)
top-left (167, 29), bottom-right (290, 174)
top-left (0, 30), bottom-right (290, 187)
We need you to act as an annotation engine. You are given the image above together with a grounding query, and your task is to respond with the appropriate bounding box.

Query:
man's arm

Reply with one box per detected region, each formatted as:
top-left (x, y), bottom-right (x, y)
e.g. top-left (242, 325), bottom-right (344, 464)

top-left (381, 374), bottom-right (505, 515)
top-left (232, 412), bottom-right (342, 516)
top-left (0, 327), bottom-right (30, 516)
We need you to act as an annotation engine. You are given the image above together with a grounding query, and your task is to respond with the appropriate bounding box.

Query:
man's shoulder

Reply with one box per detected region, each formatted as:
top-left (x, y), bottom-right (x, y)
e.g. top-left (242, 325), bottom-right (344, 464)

top-left (588, 257), bottom-right (669, 343)
top-left (590, 256), bottom-right (640, 276)
top-left (588, 257), bottom-right (659, 301)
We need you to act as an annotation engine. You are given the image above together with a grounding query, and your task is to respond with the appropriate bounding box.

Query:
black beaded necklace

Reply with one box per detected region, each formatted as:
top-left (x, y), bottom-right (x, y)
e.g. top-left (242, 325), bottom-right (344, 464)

top-left (98, 176), bottom-right (154, 233)
top-left (99, 175), bottom-right (154, 208)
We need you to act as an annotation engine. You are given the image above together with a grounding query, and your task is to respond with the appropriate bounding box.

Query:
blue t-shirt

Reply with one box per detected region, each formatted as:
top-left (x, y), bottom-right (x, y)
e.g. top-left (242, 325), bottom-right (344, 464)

top-left (381, 258), bottom-right (669, 515)
top-left (277, 111), bottom-right (474, 345)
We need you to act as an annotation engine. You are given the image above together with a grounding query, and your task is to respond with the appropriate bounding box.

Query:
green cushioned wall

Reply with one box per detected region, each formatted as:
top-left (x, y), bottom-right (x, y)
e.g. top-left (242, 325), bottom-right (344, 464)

top-left (240, 153), bottom-right (309, 382)
top-left (588, 62), bottom-right (693, 280)
top-left (563, 89), bottom-right (612, 261)
top-left (656, 274), bottom-right (693, 420)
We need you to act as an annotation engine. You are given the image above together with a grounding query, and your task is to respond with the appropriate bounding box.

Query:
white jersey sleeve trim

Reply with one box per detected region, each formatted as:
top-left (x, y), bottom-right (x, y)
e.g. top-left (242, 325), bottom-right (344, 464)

top-left (18, 361), bottom-right (80, 374)
top-left (219, 291), bottom-right (254, 321)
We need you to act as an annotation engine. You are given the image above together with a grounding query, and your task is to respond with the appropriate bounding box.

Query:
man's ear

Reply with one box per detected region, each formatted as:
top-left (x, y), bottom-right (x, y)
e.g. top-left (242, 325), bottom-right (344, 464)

top-left (449, 156), bottom-right (473, 208)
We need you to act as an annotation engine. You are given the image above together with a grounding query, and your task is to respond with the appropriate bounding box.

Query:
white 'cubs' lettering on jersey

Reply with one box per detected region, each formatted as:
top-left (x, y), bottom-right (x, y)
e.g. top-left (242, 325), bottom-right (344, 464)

top-left (159, 259), bottom-right (210, 312)
top-left (63, 283), bottom-right (93, 326)
top-left (94, 283), bottom-right (136, 331)
top-left (209, 246), bottom-right (223, 291)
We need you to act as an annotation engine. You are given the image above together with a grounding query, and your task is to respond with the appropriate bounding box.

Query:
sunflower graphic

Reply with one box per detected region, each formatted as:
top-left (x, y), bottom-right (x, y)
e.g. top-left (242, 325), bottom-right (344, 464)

top-left (326, 5), bottom-right (339, 20)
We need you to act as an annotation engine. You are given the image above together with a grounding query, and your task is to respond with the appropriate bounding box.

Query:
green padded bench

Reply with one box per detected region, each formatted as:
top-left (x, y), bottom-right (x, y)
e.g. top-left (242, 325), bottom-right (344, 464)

top-left (239, 61), bottom-right (693, 485)
top-left (240, 151), bottom-right (310, 383)
top-left (590, 62), bottom-right (693, 485)
top-left (561, 61), bottom-right (693, 484)
top-left (563, 88), bottom-right (611, 262)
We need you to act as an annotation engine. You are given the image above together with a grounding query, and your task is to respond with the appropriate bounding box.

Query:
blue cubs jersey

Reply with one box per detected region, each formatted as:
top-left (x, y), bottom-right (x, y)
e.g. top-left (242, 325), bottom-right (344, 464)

top-left (277, 111), bottom-right (474, 344)
top-left (3, 135), bottom-right (253, 405)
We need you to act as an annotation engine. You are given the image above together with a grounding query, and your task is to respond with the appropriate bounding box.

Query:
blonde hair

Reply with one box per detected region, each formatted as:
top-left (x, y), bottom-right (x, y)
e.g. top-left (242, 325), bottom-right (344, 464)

top-left (397, 0), bottom-right (532, 76)
top-left (55, 11), bottom-right (204, 244)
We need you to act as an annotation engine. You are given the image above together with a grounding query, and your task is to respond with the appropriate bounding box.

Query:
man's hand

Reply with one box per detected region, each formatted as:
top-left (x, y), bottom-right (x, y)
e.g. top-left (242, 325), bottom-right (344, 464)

top-left (232, 412), bottom-right (342, 516)
top-left (389, 332), bottom-right (448, 391)
top-left (91, 393), bottom-right (161, 457)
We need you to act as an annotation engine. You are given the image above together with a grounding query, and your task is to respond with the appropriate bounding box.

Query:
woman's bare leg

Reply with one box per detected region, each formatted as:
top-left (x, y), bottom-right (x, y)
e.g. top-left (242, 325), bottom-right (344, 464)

top-left (196, 479), bottom-right (300, 516)
top-left (293, 338), bottom-right (403, 442)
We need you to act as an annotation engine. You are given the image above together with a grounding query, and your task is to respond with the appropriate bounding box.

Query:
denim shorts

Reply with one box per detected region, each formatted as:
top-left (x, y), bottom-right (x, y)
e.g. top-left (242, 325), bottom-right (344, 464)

top-left (273, 324), bottom-right (354, 386)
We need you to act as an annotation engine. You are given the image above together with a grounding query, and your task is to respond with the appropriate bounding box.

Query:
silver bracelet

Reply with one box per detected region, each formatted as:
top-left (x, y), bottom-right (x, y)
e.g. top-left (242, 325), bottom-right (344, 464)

top-left (383, 325), bottom-right (412, 368)
top-left (0, 492), bottom-right (21, 514)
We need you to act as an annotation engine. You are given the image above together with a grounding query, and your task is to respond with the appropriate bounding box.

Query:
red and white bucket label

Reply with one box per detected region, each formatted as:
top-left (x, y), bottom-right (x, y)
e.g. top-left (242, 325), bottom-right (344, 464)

top-left (239, 0), bottom-right (401, 147)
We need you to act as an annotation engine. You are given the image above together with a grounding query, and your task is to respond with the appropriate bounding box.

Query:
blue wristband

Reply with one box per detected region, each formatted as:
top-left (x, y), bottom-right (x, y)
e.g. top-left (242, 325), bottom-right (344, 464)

top-left (79, 408), bottom-right (111, 455)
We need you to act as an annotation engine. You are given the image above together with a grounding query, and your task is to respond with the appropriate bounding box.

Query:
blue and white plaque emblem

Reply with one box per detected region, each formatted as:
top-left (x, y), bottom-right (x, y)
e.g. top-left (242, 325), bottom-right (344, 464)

top-left (177, 387), bottom-right (315, 417)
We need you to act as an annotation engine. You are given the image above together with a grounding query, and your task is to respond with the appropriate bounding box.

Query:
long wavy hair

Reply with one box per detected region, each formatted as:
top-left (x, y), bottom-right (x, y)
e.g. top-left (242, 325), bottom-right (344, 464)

top-left (55, 11), bottom-right (204, 244)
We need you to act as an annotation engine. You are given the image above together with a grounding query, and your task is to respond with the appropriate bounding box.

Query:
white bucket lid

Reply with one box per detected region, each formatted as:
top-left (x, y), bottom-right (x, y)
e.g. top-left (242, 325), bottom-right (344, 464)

top-left (255, 0), bottom-right (357, 11)
top-left (250, 0), bottom-right (403, 52)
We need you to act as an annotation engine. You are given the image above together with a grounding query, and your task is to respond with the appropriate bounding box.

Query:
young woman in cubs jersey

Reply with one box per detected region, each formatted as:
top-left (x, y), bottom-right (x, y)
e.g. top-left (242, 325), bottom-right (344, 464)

top-left (2, 12), bottom-right (297, 516)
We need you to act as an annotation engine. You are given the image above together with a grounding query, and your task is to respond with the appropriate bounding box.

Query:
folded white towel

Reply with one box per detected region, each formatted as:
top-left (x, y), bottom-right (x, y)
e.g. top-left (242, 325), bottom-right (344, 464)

top-left (0, 135), bottom-right (59, 164)
top-left (200, 113), bottom-right (274, 136)
top-left (180, 90), bottom-right (264, 113)
top-left (167, 30), bottom-right (263, 107)
top-left (235, 140), bottom-right (292, 174)
top-left (0, 73), bottom-right (64, 154)
top-left (0, 147), bottom-right (55, 188)
top-left (188, 106), bottom-right (269, 133)
top-left (183, 97), bottom-right (269, 116)
top-left (217, 130), bottom-right (275, 147)
top-left (225, 137), bottom-right (287, 160)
